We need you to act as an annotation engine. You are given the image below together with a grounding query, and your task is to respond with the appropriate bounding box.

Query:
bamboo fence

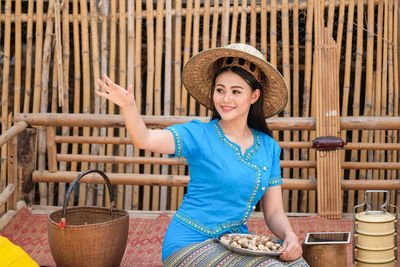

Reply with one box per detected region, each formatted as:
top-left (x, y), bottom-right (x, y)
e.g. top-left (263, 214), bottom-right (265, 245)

top-left (0, 0), bottom-right (399, 215)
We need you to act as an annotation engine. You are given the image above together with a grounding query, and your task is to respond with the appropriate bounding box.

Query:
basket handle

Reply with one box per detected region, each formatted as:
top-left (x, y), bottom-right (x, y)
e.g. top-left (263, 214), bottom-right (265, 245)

top-left (59, 170), bottom-right (115, 229)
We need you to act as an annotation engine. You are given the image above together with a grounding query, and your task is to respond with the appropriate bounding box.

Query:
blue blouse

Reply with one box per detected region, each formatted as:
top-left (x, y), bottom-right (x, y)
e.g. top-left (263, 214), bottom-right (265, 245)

top-left (166, 119), bottom-right (282, 237)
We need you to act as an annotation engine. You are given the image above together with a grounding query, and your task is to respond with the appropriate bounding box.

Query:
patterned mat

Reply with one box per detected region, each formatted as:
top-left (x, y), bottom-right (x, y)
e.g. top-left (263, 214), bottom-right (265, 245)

top-left (1, 207), bottom-right (397, 266)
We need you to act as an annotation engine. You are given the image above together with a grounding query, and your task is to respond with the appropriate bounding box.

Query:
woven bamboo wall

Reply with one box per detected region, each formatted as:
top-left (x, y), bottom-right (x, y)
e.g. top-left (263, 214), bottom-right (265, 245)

top-left (0, 0), bottom-right (399, 213)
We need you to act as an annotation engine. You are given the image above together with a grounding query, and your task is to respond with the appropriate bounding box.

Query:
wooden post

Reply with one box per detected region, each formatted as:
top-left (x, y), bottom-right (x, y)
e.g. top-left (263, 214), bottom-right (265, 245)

top-left (17, 128), bottom-right (37, 205)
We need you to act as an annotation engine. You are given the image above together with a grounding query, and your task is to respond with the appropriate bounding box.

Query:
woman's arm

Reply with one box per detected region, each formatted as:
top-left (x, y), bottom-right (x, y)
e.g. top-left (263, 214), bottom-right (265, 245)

top-left (96, 74), bottom-right (175, 155)
top-left (261, 185), bottom-right (302, 261)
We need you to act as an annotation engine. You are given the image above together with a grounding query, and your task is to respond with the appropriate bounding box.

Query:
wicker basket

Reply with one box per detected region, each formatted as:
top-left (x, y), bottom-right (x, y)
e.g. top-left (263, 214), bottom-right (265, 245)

top-left (47, 170), bottom-right (129, 267)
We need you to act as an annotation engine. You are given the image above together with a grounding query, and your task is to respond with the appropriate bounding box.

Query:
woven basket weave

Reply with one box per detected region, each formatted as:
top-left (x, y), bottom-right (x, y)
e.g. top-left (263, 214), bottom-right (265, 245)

top-left (47, 170), bottom-right (129, 267)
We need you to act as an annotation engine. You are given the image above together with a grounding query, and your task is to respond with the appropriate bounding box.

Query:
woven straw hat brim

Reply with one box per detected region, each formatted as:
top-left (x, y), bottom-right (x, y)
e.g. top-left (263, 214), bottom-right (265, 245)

top-left (182, 46), bottom-right (288, 118)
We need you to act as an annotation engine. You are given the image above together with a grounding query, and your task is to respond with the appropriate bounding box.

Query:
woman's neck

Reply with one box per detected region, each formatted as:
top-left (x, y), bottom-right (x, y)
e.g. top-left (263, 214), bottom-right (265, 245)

top-left (218, 119), bottom-right (251, 139)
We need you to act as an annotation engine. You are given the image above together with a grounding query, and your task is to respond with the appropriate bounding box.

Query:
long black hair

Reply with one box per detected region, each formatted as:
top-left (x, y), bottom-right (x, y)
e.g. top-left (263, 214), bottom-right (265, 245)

top-left (210, 65), bottom-right (272, 136)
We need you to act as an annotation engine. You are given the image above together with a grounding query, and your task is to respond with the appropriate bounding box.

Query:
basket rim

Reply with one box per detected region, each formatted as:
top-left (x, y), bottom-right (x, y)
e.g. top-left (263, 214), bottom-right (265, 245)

top-left (48, 206), bottom-right (129, 229)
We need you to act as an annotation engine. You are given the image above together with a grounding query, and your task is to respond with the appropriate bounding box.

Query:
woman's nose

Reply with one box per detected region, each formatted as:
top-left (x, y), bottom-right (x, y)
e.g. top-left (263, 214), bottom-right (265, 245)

top-left (222, 92), bottom-right (232, 102)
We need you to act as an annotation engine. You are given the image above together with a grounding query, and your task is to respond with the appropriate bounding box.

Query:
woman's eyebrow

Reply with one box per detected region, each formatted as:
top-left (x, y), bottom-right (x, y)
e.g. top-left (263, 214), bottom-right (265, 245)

top-left (215, 83), bottom-right (244, 89)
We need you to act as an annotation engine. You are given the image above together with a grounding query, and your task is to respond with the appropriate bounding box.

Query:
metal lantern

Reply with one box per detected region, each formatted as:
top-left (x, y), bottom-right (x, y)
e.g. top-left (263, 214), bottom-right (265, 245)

top-left (353, 190), bottom-right (398, 266)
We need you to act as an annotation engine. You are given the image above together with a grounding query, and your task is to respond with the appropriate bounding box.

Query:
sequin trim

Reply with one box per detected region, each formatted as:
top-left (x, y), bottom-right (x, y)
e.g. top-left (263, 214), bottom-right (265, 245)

top-left (166, 127), bottom-right (183, 157)
top-left (269, 176), bottom-right (282, 186)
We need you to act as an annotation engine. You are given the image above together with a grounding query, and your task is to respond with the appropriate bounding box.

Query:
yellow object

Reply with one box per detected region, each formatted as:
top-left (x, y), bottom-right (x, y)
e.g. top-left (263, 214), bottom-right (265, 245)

top-left (0, 235), bottom-right (39, 267)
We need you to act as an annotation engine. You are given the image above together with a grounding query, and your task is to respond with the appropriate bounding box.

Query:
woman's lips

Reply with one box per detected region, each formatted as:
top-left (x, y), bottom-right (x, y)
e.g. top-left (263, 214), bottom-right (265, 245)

top-left (221, 106), bottom-right (235, 112)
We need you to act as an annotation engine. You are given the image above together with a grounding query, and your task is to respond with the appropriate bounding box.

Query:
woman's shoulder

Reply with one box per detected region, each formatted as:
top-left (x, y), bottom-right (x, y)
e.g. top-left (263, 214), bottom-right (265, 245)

top-left (254, 129), bottom-right (280, 148)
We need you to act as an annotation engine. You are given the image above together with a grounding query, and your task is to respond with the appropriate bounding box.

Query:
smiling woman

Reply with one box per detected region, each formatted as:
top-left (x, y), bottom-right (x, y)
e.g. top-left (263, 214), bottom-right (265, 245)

top-left (96, 43), bottom-right (308, 266)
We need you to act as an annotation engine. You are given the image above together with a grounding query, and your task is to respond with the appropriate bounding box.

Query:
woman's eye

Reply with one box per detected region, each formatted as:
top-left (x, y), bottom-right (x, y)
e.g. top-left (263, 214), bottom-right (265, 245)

top-left (215, 88), bottom-right (224, 93)
top-left (233, 90), bottom-right (241, 94)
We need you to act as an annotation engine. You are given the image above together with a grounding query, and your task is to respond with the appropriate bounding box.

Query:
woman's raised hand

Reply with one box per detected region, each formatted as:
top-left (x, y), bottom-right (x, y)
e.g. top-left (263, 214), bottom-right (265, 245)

top-left (96, 74), bottom-right (135, 108)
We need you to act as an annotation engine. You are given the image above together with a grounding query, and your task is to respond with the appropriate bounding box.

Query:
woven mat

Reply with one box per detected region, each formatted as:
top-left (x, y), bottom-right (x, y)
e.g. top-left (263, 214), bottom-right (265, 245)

top-left (1, 207), bottom-right (397, 267)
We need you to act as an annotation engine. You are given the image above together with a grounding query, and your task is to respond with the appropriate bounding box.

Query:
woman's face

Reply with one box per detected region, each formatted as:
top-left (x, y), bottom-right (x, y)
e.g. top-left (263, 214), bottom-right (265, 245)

top-left (213, 71), bottom-right (260, 122)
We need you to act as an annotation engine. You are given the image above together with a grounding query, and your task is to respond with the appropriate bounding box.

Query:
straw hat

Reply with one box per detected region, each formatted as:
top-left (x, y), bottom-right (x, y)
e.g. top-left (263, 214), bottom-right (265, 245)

top-left (182, 43), bottom-right (288, 118)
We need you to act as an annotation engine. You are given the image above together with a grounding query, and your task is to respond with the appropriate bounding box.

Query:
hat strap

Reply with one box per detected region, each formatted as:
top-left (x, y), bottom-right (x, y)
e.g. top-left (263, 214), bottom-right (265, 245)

top-left (220, 57), bottom-right (262, 83)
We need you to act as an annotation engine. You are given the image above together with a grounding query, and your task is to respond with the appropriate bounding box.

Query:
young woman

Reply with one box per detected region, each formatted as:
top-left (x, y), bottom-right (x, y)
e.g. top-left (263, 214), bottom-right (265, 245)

top-left (97, 44), bottom-right (308, 266)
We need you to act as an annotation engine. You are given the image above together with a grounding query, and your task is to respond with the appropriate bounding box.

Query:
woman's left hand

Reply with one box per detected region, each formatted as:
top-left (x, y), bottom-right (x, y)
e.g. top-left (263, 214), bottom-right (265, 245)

top-left (279, 231), bottom-right (302, 261)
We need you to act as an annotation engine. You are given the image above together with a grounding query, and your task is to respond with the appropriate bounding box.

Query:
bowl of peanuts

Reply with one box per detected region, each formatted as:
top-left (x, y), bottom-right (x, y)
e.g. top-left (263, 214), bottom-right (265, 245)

top-left (217, 233), bottom-right (283, 256)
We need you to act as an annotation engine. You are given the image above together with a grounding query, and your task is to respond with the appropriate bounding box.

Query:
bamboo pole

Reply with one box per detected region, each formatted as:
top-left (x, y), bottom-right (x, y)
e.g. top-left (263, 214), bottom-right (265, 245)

top-left (390, 0), bottom-right (399, 211)
top-left (133, 0), bottom-right (142, 210)
top-left (378, 0), bottom-right (389, 206)
top-left (230, 0), bottom-right (239, 44)
top-left (0, 122), bottom-right (28, 147)
top-left (192, 0), bottom-right (201, 118)
top-left (53, 154), bottom-right (400, 168)
top-left (23, 0), bottom-right (34, 113)
top-left (70, 0), bottom-right (81, 206)
top-left (14, 0), bottom-right (22, 114)
top-left (126, 0), bottom-right (135, 210)
top-left (49, 41), bottom-right (58, 206)
top-left (32, 171), bottom-right (400, 191)
top-left (0, 0), bottom-right (375, 22)
top-left (250, 0), bottom-right (256, 48)
top-left (15, 113), bottom-right (400, 130)
top-left (1, 0), bottom-right (12, 206)
top-left (54, 0), bottom-right (63, 108)
top-left (143, 0), bottom-right (155, 211)
top-left (87, 0), bottom-right (102, 206)
top-left (291, 0), bottom-right (300, 213)
top-left (58, 0), bottom-right (70, 206)
top-left (336, 0), bottom-right (345, 73)
top-left (221, 0), bottom-right (230, 46)
top-left (161, 0), bottom-right (172, 211)
top-left (348, 0), bottom-right (364, 212)
top-left (327, 0), bottom-right (336, 36)
top-left (171, 0), bottom-right (183, 211)
top-left (104, 0), bottom-right (117, 208)
top-left (32, 171), bottom-right (318, 190)
top-left (239, 0), bottom-right (247, 44)
top-left (281, 0), bottom-right (291, 212)
top-left (300, 0), bottom-right (314, 213)
top-left (32, 0), bottom-right (44, 115)
top-left (0, 0), bottom-right (1, 49)
top-left (97, 0), bottom-right (108, 207)
top-left (52, 135), bottom-right (400, 150)
top-left (203, 0), bottom-right (210, 50)
top-left (79, 0), bottom-right (91, 206)
top-left (341, 0), bottom-right (355, 211)
top-left (211, 0), bottom-right (219, 47)
top-left (359, 0), bottom-right (375, 207)
top-left (198, 0), bottom-right (208, 117)
top-left (371, 0), bottom-right (384, 208)
top-left (187, 0), bottom-right (197, 118)
top-left (385, 1), bottom-right (395, 209)
top-left (152, 0), bottom-right (165, 211)
top-left (260, 0), bottom-right (267, 59)
top-left (38, 0), bottom-right (55, 206)
top-left (117, 0), bottom-right (127, 210)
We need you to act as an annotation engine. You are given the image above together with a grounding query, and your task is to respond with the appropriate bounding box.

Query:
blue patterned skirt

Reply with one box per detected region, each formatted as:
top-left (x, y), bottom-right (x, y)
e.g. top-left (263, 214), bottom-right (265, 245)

top-left (163, 238), bottom-right (309, 267)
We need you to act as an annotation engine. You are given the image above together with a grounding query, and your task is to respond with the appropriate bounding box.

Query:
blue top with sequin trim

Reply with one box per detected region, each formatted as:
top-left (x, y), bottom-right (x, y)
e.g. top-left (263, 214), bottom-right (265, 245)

top-left (166, 119), bottom-right (282, 238)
